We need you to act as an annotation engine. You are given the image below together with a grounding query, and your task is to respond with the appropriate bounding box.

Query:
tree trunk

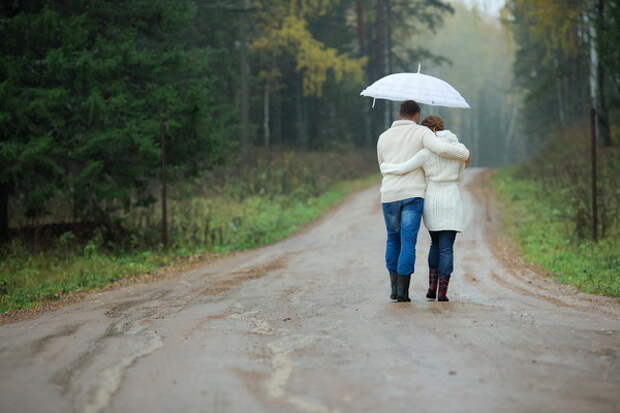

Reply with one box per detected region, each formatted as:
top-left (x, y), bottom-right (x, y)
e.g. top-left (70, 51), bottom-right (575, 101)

top-left (160, 124), bottom-right (168, 248)
top-left (296, 76), bottom-right (308, 149)
top-left (355, 0), bottom-right (367, 56)
top-left (305, 97), bottom-right (318, 150)
top-left (355, 0), bottom-right (373, 147)
top-left (239, 0), bottom-right (251, 159)
top-left (596, 65), bottom-right (611, 146)
top-left (263, 85), bottom-right (270, 149)
top-left (588, 1), bottom-right (611, 146)
top-left (596, 0), bottom-right (611, 146)
top-left (274, 90), bottom-right (282, 146)
top-left (473, 90), bottom-right (484, 167)
top-left (0, 185), bottom-right (8, 243)
top-left (504, 103), bottom-right (519, 164)
top-left (364, 103), bottom-right (373, 148)
top-left (553, 56), bottom-right (566, 127)
top-left (375, 0), bottom-right (386, 80)
top-left (375, 0), bottom-right (387, 130)
top-left (385, 0), bottom-right (393, 125)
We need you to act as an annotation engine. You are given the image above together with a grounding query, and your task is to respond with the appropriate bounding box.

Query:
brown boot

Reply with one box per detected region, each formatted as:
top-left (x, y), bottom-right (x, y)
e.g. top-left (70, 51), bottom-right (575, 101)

top-left (426, 268), bottom-right (438, 300)
top-left (437, 276), bottom-right (450, 302)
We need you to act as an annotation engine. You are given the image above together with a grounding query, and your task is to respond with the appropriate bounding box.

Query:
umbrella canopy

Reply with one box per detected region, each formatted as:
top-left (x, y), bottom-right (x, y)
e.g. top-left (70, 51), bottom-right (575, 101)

top-left (360, 72), bottom-right (471, 109)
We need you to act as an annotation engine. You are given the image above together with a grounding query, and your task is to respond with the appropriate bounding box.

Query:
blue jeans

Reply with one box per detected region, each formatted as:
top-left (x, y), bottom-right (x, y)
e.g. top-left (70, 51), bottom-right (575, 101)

top-left (428, 230), bottom-right (457, 278)
top-left (382, 197), bottom-right (424, 275)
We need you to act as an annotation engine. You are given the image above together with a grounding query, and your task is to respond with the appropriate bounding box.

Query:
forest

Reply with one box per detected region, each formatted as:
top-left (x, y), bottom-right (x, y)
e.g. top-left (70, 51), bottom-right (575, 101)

top-left (1, 0), bottom-right (619, 311)
top-left (0, 0), bottom-right (460, 243)
top-left (494, 0), bottom-right (620, 296)
top-left (2, 2), bottom-right (620, 411)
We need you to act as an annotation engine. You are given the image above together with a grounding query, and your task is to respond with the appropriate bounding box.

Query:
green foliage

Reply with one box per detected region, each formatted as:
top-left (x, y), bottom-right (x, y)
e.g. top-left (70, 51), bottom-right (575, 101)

top-left (503, 0), bottom-right (619, 150)
top-left (0, 150), bottom-right (377, 313)
top-left (504, 0), bottom-right (587, 141)
top-left (601, 0), bottom-right (620, 101)
top-left (493, 167), bottom-right (620, 297)
top-left (252, 6), bottom-right (366, 97)
top-left (121, 149), bottom-right (376, 247)
top-left (0, 0), bottom-right (231, 228)
top-left (515, 122), bottom-right (620, 239)
top-left (497, 1), bottom-right (620, 299)
top-left (1, 0), bottom-right (457, 243)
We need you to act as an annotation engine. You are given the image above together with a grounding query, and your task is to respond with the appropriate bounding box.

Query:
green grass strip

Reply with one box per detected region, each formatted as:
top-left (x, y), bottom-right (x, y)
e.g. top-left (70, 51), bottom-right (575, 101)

top-left (492, 168), bottom-right (620, 297)
top-left (0, 175), bottom-right (378, 313)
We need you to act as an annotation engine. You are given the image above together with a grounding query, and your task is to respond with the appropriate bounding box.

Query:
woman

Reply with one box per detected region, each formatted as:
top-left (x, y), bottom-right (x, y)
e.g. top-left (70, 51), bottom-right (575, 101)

top-left (380, 116), bottom-right (466, 302)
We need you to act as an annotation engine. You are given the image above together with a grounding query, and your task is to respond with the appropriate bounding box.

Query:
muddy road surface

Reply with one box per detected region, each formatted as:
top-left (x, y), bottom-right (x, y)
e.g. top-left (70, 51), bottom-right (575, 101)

top-left (1, 169), bottom-right (619, 413)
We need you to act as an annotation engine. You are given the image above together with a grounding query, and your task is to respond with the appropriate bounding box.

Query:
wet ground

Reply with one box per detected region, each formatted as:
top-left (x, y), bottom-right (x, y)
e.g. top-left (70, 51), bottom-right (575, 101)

top-left (1, 168), bottom-right (619, 413)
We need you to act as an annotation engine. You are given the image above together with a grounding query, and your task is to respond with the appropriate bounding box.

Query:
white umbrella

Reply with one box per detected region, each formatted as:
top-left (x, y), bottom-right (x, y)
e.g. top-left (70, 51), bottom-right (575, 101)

top-left (360, 67), bottom-right (471, 109)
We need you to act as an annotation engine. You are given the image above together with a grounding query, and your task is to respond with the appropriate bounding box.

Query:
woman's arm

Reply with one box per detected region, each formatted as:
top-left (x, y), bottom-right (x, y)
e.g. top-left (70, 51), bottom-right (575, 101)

top-left (380, 149), bottom-right (431, 175)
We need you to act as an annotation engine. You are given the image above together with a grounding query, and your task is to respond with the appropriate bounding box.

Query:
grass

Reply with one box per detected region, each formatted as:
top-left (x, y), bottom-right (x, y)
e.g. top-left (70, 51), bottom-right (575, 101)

top-left (492, 167), bottom-right (620, 297)
top-left (1, 149), bottom-right (378, 313)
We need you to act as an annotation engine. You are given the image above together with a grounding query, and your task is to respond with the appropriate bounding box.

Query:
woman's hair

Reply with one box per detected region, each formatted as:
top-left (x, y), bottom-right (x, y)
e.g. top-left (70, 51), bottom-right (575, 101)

top-left (421, 115), bottom-right (445, 132)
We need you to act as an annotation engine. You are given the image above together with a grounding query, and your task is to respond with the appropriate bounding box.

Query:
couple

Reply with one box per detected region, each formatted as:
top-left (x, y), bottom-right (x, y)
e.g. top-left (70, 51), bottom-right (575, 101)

top-left (377, 100), bottom-right (469, 303)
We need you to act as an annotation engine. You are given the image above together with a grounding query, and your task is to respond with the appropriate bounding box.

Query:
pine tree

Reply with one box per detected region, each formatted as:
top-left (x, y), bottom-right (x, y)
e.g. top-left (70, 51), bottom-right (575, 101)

top-left (0, 0), bottom-right (230, 241)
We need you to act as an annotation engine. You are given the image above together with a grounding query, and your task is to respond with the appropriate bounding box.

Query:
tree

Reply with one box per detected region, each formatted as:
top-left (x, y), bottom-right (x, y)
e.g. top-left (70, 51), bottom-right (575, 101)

top-left (504, 0), bottom-right (615, 147)
top-left (251, 0), bottom-right (366, 148)
top-left (589, 0), bottom-right (611, 146)
top-left (600, 0), bottom-right (620, 128)
top-left (252, 2), bottom-right (365, 97)
top-left (355, 0), bottom-right (453, 138)
top-left (0, 0), bottom-right (230, 242)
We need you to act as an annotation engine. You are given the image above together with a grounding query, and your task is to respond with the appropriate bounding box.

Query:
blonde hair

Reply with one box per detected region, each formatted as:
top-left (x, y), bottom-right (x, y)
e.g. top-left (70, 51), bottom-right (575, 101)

top-left (421, 115), bottom-right (445, 132)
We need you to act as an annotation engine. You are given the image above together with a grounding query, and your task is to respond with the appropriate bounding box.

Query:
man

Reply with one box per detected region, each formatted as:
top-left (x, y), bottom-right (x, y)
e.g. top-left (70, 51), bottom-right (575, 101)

top-left (377, 100), bottom-right (469, 302)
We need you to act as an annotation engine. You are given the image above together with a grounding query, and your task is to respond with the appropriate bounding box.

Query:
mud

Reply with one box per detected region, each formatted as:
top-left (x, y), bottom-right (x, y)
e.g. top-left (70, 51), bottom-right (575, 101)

top-left (30, 323), bottom-right (83, 357)
top-left (202, 255), bottom-right (290, 296)
top-left (0, 168), bottom-right (619, 413)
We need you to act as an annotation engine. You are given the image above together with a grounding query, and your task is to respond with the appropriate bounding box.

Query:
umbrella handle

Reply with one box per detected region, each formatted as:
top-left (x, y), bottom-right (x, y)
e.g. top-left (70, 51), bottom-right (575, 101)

top-left (372, 98), bottom-right (376, 109)
top-left (417, 63), bottom-right (421, 73)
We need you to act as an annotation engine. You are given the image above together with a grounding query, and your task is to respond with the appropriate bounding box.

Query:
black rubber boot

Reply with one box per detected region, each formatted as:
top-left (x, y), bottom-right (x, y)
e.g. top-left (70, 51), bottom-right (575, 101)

top-left (396, 274), bottom-right (412, 302)
top-left (389, 272), bottom-right (398, 300)
top-left (437, 276), bottom-right (450, 302)
top-left (426, 268), bottom-right (438, 300)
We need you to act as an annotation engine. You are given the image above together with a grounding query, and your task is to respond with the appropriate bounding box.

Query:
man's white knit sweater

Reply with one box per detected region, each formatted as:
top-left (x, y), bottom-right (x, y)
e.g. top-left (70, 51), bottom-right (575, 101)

top-left (376, 120), bottom-right (469, 203)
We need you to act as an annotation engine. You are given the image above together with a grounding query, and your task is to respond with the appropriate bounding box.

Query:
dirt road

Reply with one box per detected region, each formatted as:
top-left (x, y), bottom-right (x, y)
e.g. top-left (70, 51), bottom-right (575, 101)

top-left (1, 169), bottom-right (619, 413)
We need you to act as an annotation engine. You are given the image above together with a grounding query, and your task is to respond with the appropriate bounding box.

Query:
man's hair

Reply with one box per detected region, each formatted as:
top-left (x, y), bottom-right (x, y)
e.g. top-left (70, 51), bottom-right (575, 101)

top-left (399, 100), bottom-right (421, 117)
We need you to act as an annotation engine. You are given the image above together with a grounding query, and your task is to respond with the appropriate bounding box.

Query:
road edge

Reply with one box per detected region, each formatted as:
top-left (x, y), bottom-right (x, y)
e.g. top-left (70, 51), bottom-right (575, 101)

top-left (0, 176), bottom-right (380, 325)
top-left (469, 169), bottom-right (620, 319)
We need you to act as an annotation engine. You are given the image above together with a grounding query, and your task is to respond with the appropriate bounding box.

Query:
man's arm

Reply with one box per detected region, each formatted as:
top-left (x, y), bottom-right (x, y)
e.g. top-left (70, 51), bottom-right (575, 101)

top-left (422, 129), bottom-right (470, 161)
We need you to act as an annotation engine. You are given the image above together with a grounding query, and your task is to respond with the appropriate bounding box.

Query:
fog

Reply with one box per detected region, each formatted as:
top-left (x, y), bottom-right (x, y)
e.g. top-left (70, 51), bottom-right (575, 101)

top-left (411, 1), bottom-right (521, 166)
